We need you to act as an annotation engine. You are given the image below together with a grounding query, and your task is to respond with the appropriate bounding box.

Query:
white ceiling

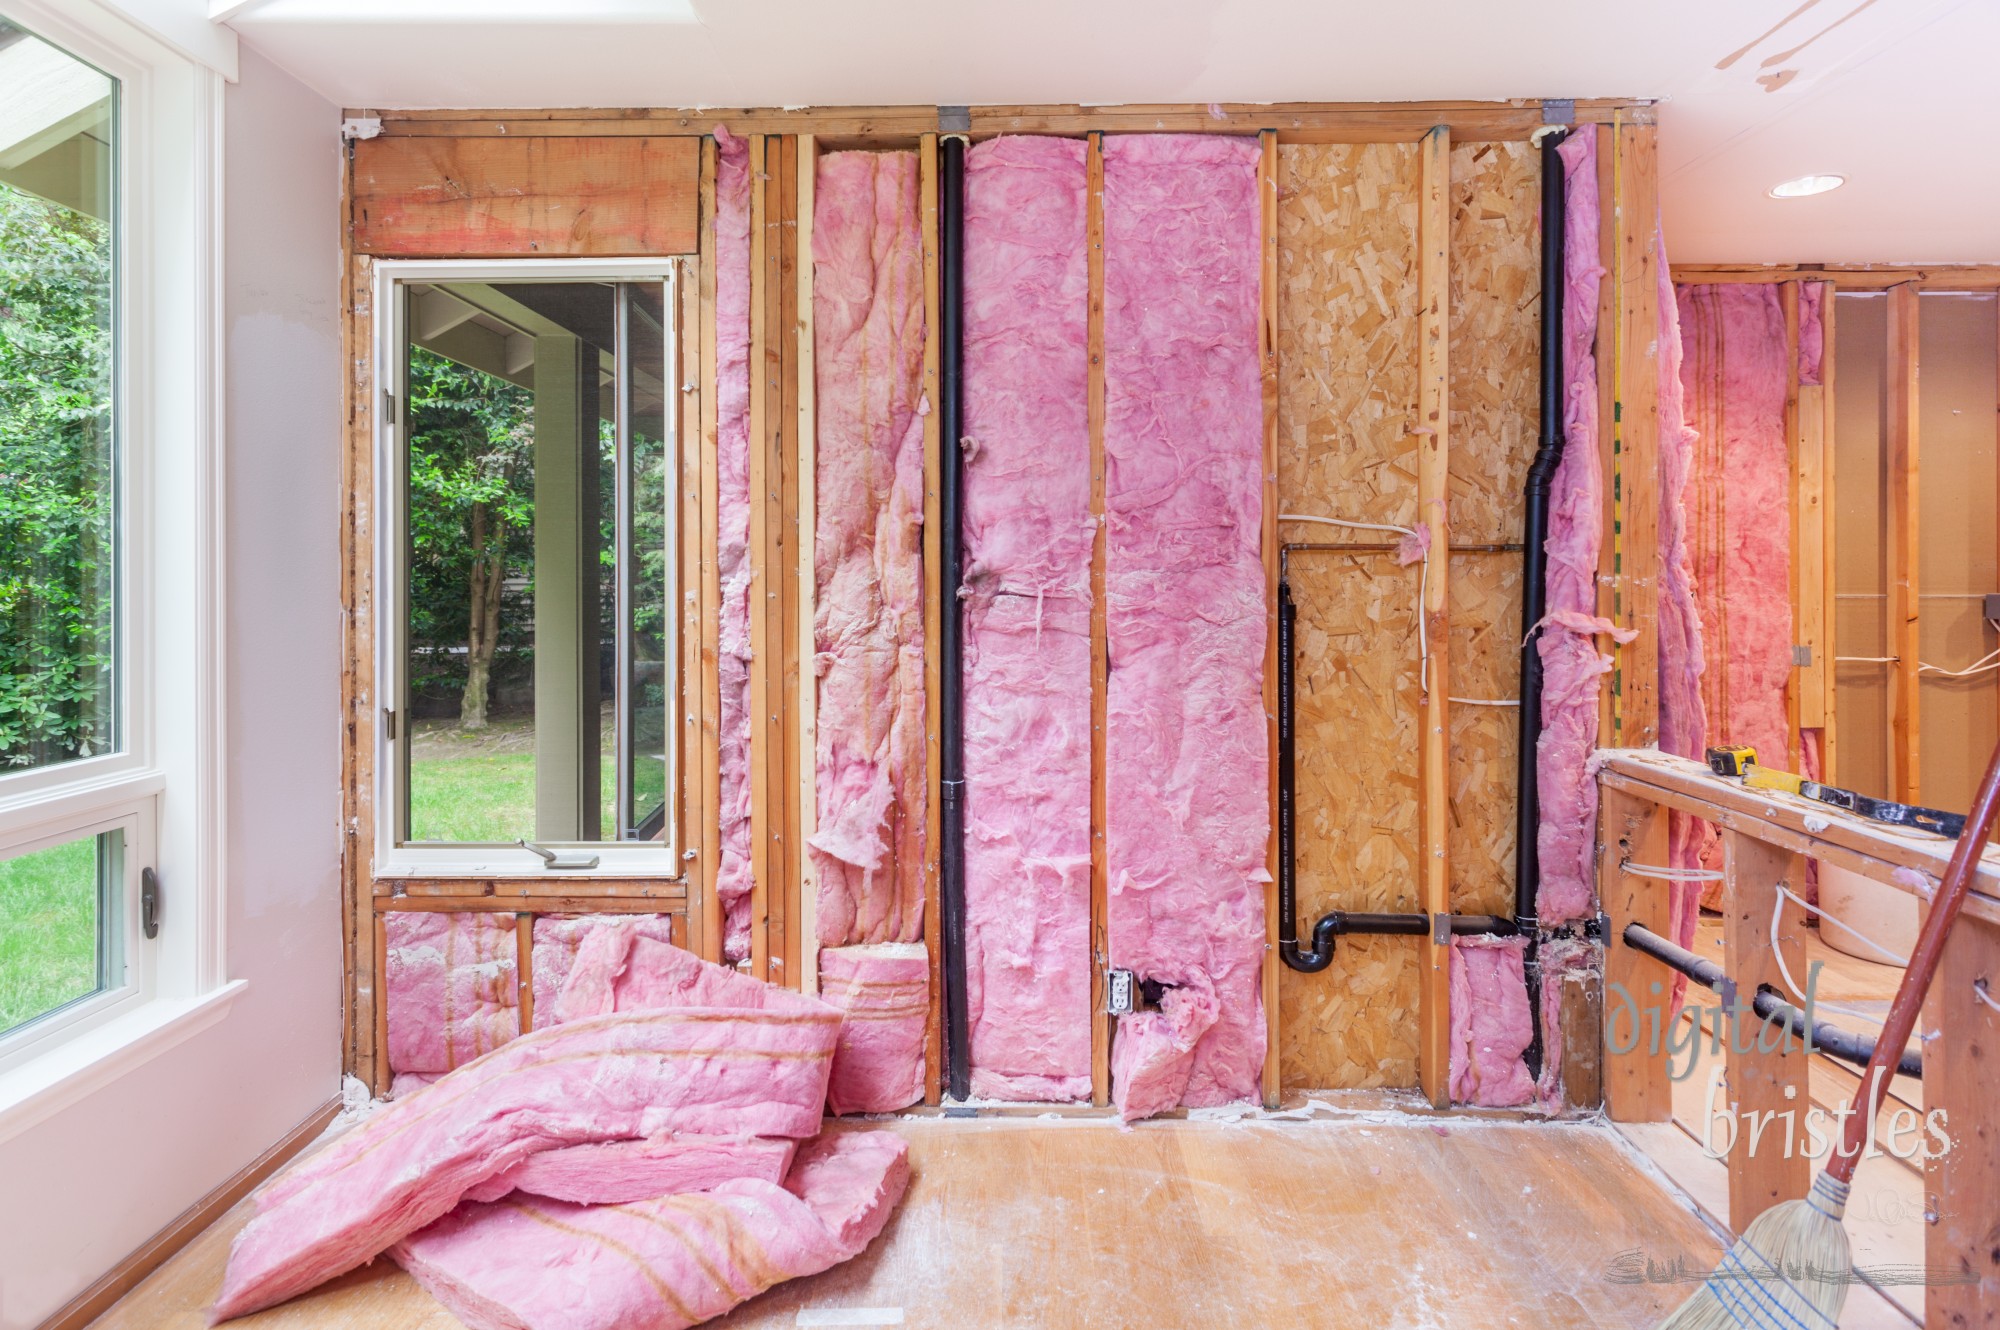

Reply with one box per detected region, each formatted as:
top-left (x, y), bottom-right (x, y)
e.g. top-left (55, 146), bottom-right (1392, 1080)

top-left (210, 0), bottom-right (2000, 264)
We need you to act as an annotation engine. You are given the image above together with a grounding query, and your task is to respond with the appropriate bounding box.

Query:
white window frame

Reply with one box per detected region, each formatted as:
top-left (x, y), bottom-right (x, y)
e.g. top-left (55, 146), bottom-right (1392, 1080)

top-left (372, 258), bottom-right (685, 879)
top-left (0, 0), bottom-right (240, 1141)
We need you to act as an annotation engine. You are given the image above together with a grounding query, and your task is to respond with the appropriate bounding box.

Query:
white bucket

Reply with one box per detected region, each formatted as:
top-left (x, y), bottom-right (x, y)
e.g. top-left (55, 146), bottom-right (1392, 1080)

top-left (1816, 863), bottom-right (1916, 964)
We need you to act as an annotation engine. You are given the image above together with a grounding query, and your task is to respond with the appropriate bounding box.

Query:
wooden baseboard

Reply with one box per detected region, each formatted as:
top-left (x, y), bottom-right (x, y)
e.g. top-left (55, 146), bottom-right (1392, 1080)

top-left (37, 1095), bottom-right (342, 1330)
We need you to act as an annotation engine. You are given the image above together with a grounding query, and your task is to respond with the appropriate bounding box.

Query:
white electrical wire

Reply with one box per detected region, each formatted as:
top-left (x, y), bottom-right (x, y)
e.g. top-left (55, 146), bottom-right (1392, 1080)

top-left (1974, 978), bottom-right (2000, 1016)
top-left (1918, 646), bottom-right (2000, 679)
top-left (1836, 655), bottom-right (1898, 664)
top-left (1449, 697), bottom-right (1520, 707)
top-left (1281, 512), bottom-right (1432, 691)
top-left (1619, 861), bottom-right (1724, 882)
top-left (1769, 888), bottom-right (1895, 1025)
top-left (1777, 883), bottom-right (1907, 966)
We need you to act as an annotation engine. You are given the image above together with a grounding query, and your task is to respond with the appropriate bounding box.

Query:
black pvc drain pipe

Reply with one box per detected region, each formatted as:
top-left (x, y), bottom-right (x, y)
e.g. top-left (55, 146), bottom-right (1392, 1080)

top-left (938, 134), bottom-right (970, 1101)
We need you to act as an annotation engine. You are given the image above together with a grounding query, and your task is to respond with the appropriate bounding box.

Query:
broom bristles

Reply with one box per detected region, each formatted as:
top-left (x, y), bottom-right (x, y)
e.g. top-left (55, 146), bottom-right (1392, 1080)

top-left (1658, 1172), bottom-right (1852, 1330)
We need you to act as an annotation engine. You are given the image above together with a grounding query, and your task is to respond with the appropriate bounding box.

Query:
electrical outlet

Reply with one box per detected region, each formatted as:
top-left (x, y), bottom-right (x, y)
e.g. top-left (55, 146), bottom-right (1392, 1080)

top-left (1105, 969), bottom-right (1137, 1015)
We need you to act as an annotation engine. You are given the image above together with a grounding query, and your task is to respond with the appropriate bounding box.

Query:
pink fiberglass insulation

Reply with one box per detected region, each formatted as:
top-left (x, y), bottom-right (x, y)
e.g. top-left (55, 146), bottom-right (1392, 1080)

top-left (391, 1132), bottom-right (910, 1330)
top-left (386, 911), bottom-right (519, 1076)
top-left (464, 1135), bottom-right (798, 1206)
top-left (818, 942), bottom-right (928, 1115)
top-left (530, 913), bottom-right (678, 1020)
top-left (1535, 130), bottom-right (1620, 929)
top-left (1446, 937), bottom-right (1536, 1108)
top-left (1532, 937), bottom-right (1597, 1112)
top-left (210, 1007), bottom-right (842, 1322)
top-left (390, 1072), bottom-right (440, 1099)
top-left (549, 926), bottom-right (835, 1027)
top-left (715, 129), bottom-right (756, 961)
top-left (811, 149), bottom-right (929, 948)
top-left (959, 135), bottom-right (1094, 1102)
top-left (1798, 282), bottom-right (1826, 387)
top-left (1679, 282), bottom-right (1792, 914)
top-left (1101, 134), bottom-right (1267, 1118)
top-left (1110, 976), bottom-right (1219, 1122)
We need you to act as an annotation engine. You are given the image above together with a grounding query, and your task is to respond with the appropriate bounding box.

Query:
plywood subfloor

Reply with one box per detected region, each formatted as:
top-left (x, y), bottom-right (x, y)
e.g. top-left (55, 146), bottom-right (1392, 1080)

top-left (96, 1114), bottom-right (1726, 1330)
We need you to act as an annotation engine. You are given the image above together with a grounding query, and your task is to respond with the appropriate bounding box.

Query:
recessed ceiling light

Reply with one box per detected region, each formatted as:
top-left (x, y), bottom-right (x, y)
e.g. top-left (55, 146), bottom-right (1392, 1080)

top-left (1769, 174), bottom-right (1845, 199)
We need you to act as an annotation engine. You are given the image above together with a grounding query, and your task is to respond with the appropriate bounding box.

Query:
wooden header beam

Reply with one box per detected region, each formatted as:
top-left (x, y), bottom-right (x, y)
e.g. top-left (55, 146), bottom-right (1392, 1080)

top-left (1673, 263), bottom-right (2000, 291)
top-left (352, 99), bottom-right (1653, 145)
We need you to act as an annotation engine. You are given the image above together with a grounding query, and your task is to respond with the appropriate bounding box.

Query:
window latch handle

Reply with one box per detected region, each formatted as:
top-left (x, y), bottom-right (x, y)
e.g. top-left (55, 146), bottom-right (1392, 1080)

top-left (142, 867), bottom-right (160, 939)
top-left (516, 839), bottom-right (600, 870)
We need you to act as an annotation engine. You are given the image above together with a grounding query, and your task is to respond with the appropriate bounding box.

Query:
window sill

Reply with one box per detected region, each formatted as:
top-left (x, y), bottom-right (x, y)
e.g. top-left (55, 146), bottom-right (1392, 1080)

top-left (0, 980), bottom-right (247, 1148)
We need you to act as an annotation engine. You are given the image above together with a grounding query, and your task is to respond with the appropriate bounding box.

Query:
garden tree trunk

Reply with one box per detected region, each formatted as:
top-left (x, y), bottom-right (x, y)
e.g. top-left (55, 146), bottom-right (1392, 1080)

top-left (461, 502), bottom-right (507, 729)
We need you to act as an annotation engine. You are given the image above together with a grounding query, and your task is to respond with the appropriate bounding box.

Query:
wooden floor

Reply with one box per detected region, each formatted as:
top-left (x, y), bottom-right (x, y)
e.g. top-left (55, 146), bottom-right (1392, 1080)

top-left (1618, 917), bottom-right (1923, 1328)
top-left (94, 1109), bottom-right (1729, 1330)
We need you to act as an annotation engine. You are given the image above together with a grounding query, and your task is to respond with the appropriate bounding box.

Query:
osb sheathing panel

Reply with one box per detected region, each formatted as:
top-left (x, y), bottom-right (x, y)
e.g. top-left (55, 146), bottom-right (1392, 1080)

top-left (1277, 142), bottom-right (1423, 1089)
top-left (1446, 140), bottom-right (1538, 917)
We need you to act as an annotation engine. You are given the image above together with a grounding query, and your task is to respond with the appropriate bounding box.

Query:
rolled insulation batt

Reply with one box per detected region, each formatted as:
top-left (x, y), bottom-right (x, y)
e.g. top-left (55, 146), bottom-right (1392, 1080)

top-left (715, 129), bottom-right (756, 961)
top-left (961, 135), bottom-right (1094, 1102)
top-left (1534, 129), bottom-right (1615, 928)
top-left (810, 149), bottom-right (929, 947)
top-left (385, 911), bottom-right (519, 1076)
top-left (1447, 936), bottom-right (1536, 1108)
top-left (1101, 135), bottom-right (1269, 1116)
top-left (818, 942), bottom-right (929, 1115)
top-left (1679, 282), bottom-right (1794, 911)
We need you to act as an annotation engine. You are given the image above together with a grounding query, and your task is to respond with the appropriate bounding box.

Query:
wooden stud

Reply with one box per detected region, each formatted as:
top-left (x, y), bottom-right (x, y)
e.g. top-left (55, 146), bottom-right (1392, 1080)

top-left (796, 137), bottom-right (821, 996)
top-left (1086, 132), bottom-right (1111, 1109)
top-left (515, 913), bottom-right (536, 1033)
top-left (1558, 971), bottom-right (1604, 1110)
top-left (1593, 124), bottom-right (1620, 750)
top-left (1599, 784), bottom-right (1673, 1122)
top-left (1927, 912), bottom-right (2000, 1323)
top-left (773, 134), bottom-right (799, 989)
top-left (1782, 282), bottom-right (1804, 772)
top-left (745, 133), bottom-right (774, 983)
top-left (1718, 831), bottom-right (1811, 1225)
top-left (1821, 289), bottom-right (1841, 783)
top-left (917, 133), bottom-right (945, 1102)
top-left (1887, 282), bottom-right (1920, 804)
top-left (1415, 124), bottom-right (1451, 1109)
top-left (371, 910), bottom-right (390, 1097)
top-left (1794, 286), bottom-right (1829, 738)
top-left (1258, 129), bottom-right (1282, 1110)
top-left (1609, 121), bottom-right (1661, 750)
top-left (695, 142), bottom-right (726, 963)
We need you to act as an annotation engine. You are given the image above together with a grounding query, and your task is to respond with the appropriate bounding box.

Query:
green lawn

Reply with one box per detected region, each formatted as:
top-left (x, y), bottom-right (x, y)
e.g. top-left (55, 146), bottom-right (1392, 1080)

top-left (0, 835), bottom-right (102, 1035)
top-left (409, 714), bottom-right (667, 843)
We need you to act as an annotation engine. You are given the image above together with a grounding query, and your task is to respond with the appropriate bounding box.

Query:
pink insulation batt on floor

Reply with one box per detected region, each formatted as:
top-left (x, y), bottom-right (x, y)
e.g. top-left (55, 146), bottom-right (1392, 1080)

top-left (1679, 283), bottom-right (1791, 911)
top-left (530, 913), bottom-right (678, 1019)
top-left (1100, 135), bottom-right (1268, 1118)
top-left (818, 942), bottom-right (928, 1115)
top-left (1535, 130), bottom-right (1631, 931)
top-left (392, 1132), bottom-right (910, 1330)
top-left (715, 129), bottom-right (756, 962)
top-left (1447, 937), bottom-right (1536, 1108)
top-left (210, 1007), bottom-right (842, 1322)
top-left (549, 925), bottom-right (836, 1027)
top-left (811, 149), bottom-right (929, 948)
top-left (463, 1135), bottom-right (798, 1207)
top-left (386, 911), bottom-right (520, 1077)
top-left (960, 135), bottom-right (1094, 1102)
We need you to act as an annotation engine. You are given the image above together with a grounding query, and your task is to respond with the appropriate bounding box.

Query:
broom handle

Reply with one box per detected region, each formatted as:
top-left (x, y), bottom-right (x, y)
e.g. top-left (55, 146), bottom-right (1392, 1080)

top-left (1827, 736), bottom-right (2000, 1185)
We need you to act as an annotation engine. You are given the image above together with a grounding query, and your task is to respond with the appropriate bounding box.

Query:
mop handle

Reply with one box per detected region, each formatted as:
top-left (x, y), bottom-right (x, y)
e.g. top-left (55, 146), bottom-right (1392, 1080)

top-left (1827, 736), bottom-right (2000, 1185)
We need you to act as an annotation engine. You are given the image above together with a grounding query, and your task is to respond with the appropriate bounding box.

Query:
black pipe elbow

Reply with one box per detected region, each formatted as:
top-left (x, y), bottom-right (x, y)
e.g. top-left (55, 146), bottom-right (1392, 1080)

top-left (1280, 913), bottom-right (1341, 972)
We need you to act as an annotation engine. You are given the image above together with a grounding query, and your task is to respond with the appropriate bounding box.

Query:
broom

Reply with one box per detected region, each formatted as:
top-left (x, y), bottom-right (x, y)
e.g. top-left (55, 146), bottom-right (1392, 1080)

top-left (1659, 733), bottom-right (2000, 1329)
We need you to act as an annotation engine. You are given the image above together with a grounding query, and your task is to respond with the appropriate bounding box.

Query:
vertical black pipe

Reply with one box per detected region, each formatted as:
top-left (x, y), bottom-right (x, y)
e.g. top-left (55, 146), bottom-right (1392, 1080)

top-left (1517, 127), bottom-right (1568, 1082)
top-left (1277, 579), bottom-right (1299, 952)
top-left (938, 134), bottom-right (971, 1101)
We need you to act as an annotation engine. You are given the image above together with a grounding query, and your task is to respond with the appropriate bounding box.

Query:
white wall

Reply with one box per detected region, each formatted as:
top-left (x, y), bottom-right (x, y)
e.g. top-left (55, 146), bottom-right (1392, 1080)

top-left (0, 46), bottom-right (343, 1330)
